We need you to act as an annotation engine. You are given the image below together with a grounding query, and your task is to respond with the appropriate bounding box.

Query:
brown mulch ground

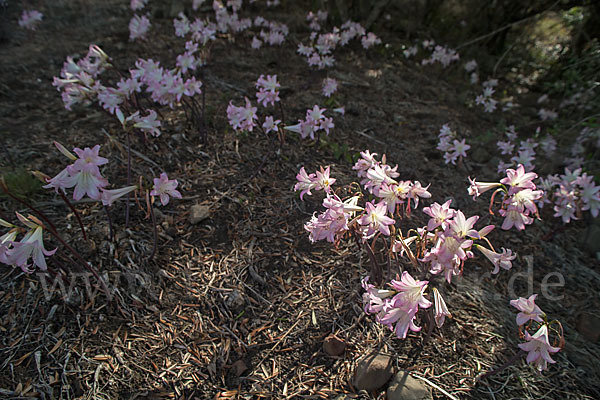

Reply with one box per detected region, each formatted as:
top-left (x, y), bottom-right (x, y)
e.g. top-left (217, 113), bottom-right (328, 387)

top-left (1, 1), bottom-right (599, 399)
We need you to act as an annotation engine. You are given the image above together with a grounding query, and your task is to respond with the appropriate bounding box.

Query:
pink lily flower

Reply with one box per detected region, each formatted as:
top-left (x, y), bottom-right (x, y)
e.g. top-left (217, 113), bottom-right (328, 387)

top-left (359, 201), bottom-right (395, 237)
top-left (389, 271), bottom-right (432, 311)
top-left (378, 303), bottom-right (420, 339)
top-left (501, 164), bottom-right (538, 194)
top-left (432, 288), bottom-right (451, 328)
top-left (294, 167), bottom-right (317, 200)
top-left (72, 145), bottom-right (108, 171)
top-left (100, 186), bottom-right (138, 206)
top-left (4, 224), bottom-right (56, 273)
top-left (476, 245), bottom-right (516, 274)
top-left (510, 294), bottom-right (545, 326)
top-left (518, 324), bottom-right (560, 372)
top-left (423, 200), bottom-right (456, 231)
top-left (66, 162), bottom-right (109, 201)
top-left (467, 177), bottom-right (501, 200)
top-left (151, 173), bottom-right (182, 206)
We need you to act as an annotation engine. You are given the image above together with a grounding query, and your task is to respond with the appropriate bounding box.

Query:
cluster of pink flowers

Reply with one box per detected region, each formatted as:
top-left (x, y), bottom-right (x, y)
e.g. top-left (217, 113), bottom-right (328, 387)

top-left (293, 149), bottom-right (565, 377)
top-left (295, 166), bottom-right (365, 243)
top-left (403, 39), bottom-right (433, 60)
top-left (538, 168), bottom-right (600, 223)
top-left (215, 1), bottom-right (257, 34)
top-left (53, 42), bottom-right (202, 136)
top-left (306, 10), bottom-right (328, 31)
top-left (296, 19), bottom-right (380, 69)
top-left (250, 18), bottom-right (288, 48)
top-left (18, 9), bottom-right (43, 30)
top-left (295, 166), bottom-right (351, 242)
top-left (131, 56), bottom-right (203, 109)
top-left (227, 97), bottom-right (258, 132)
top-left (464, 60), bottom-right (478, 84)
top-left (402, 40), bottom-right (459, 69)
top-left (510, 295), bottom-right (562, 372)
top-left (403, 45), bottom-right (418, 58)
top-left (295, 152), bottom-right (433, 246)
top-left (362, 272), bottom-right (445, 339)
top-left (475, 79), bottom-right (499, 113)
top-left (173, 12), bottom-right (217, 45)
top-left (495, 125), bottom-right (558, 175)
top-left (43, 141), bottom-right (183, 210)
top-left (298, 153), bottom-right (518, 286)
top-left (321, 77), bottom-right (338, 97)
top-left (421, 45), bottom-right (459, 67)
top-left (42, 142), bottom-right (137, 206)
top-left (437, 124), bottom-right (470, 164)
top-left (362, 272), bottom-right (453, 338)
top-left (361, 32), bottom-right (382, 49)
top-left (129, 14), bottom-right (151, 41)
top-left (130, 0), bottom-right (148, 11)
top-left (128, 0), bottom-right (151, 41)
top-left (255, 74), bottom-right (280, 107)
top-left (124, 110), bottom-right (162, 137)
top-left (353, 151), bottom-right (431, 215)
top-left (43, 143), bottom-right (109, 201)
top-left (489, 125), bottom-right (598, 225)
top-left (469, 164), bottom-right (543, 230)
top-left (420, 204), bottom-right (512, 282)
top-left (228, 75), bottom-right (285, 135)
top-left (284, 105), bottom-right (334, 140)
top-left (182, 2), bottom-right (287, 48)
top-left (52, 45), bottom-right (112, 110)
top-left (0, 214), bottom-right (56, 274)
top-left (538, 108), bottom-right (558, 121)
top-left (303, 194), bottom-right (361, 243)
top-left (294, 166), bottom-right (336, 200)
top-left (495, 125), bottom-right (541, 172)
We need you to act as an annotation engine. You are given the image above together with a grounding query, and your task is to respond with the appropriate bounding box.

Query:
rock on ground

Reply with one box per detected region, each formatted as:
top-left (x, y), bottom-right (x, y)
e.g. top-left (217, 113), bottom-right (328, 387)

top-left (353, 352), bottom-right (393, 391)
top-left (387, 371), bottom-right (433, 400)
top-left (189, 204), bottom-right (210, 224)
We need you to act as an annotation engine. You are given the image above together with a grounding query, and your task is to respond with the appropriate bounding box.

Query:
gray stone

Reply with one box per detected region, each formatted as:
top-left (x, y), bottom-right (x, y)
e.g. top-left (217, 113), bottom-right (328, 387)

top-left (387, 371), bottom-right (432, 400)
top-left (189, 204), bottom-right (210, 224)
top-left (353, 352), bottom-right (393, 391)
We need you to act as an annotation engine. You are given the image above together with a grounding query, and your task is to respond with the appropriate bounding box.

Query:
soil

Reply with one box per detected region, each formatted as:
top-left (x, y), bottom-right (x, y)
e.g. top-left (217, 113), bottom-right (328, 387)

top-left (0, 1), bottom-right (599, 399)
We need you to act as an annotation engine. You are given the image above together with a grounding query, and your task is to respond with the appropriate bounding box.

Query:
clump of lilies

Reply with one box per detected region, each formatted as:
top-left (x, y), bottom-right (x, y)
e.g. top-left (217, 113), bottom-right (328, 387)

top-left (0, 141), bottom-right (181, 295)
top-left (294, 150), bottom-right (563, 373)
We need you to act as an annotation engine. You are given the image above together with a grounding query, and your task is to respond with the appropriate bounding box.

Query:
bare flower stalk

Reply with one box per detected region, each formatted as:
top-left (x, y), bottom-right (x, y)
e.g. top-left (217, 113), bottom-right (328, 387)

top-left (58, 191), bottom-right (87, 240)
